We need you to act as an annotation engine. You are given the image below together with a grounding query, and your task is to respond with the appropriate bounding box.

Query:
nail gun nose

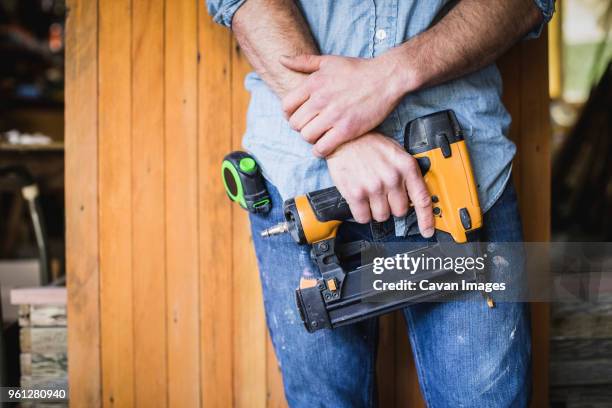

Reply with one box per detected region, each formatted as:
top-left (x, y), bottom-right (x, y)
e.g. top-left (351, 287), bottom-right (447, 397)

top-left (261, 222), bottom-right (289, 238)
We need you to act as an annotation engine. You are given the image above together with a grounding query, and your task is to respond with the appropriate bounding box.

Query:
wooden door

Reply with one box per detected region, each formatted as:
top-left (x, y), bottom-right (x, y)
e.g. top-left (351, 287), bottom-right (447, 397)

top-left (65, 0), bottom-right (550, 406)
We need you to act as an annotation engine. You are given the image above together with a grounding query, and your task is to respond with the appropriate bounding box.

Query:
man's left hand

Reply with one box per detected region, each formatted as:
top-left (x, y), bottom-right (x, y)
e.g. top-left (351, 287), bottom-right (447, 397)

top-left (280, 54), bottom-right (410, 157)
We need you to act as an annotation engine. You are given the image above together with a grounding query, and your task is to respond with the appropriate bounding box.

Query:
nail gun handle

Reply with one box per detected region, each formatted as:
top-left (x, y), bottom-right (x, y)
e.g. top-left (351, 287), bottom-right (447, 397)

top-left (305, 186), bottom-right (353, 222)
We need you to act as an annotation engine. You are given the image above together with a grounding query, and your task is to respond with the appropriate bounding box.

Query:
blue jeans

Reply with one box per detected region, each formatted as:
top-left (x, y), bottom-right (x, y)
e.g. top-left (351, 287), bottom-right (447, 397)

top-left (249, 181), bottom-right (531, 407)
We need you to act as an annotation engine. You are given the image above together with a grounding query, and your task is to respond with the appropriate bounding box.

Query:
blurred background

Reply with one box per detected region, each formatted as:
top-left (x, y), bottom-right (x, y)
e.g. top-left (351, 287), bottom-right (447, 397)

top-left (0, 0), bottom-right (66, 395)
top-left (548, 1), bottom-right (612, 406)
top-left (550, 0), bottom-right (611, 243)
top-left (0, 0), bottom-right (609, 406)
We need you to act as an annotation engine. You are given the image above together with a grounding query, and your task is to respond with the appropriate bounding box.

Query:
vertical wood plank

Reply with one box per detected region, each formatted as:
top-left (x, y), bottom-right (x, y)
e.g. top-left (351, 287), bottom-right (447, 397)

top-left (517, 34), bottom-right (551, 241)
top-left (500, 34), bottom-right (551, 408)
top-left (266, 335), bottom-right (287, 408)
top-left (198, 12), bottom-right (234, 408)
top-left (394, 314), bottom-right (426, 408)
top-left (165, 0), bottom-right (200, 406)
top-left (548, 9), bottom-right (563, 100)
top-left (131, 0), bottom-right (168, 405)
top-left (231, 39), bottom-right (267, 408)
top-left (98, 0), bottom-right (134, 406)
top-left (518, 34), bottom-right (551, 408)
top-left (65, 0), bottom-right (101, 405)
top-left (499, 45), bottom-right (523, 194)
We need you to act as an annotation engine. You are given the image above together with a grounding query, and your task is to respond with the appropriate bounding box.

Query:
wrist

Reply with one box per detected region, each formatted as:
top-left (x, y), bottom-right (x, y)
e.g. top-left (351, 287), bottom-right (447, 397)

top-left (277, 72), bottom-right (308, 98)
top-left (327, 131), bottom-right (375, 156)
top-left (379, 45), bottom-right (425, 98)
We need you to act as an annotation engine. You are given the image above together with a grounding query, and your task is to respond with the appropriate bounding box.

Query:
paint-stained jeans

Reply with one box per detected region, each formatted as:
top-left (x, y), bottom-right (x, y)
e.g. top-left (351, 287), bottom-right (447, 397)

top-left (249, 181), bottom-right (531, 407)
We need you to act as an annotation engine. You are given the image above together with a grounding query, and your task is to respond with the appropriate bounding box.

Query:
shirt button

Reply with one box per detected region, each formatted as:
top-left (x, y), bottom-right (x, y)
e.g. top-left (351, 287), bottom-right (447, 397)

top-left (375, 29), bottom-right (387, 40)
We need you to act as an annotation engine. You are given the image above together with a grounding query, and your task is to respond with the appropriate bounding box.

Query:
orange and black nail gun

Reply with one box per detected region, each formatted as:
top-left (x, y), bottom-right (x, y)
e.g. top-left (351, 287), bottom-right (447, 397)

top-left (261, 110), bottom-right (492, 332)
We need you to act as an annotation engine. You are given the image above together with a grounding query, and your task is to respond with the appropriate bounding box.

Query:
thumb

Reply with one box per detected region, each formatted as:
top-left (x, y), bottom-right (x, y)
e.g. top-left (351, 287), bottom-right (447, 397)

top-left (280, 54), bottom-right (322, 73)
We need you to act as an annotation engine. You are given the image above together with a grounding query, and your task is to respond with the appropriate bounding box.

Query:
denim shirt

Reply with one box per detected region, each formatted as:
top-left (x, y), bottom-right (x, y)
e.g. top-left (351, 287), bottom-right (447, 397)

top-left (208, 0), bottom-right (554, 234)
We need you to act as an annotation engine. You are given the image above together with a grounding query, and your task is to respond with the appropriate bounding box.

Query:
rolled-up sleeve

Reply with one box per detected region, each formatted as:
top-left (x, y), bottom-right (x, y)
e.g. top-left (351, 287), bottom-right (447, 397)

top-left (526, 0), bottom-right (555, 39)
top-left (206, 0), bottom-right (247, 28)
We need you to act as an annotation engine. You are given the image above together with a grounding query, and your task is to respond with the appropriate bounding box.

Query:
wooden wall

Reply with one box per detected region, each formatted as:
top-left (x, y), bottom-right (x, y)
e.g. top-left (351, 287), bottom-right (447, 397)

top-left (65, 0), bottom-right (550, 406)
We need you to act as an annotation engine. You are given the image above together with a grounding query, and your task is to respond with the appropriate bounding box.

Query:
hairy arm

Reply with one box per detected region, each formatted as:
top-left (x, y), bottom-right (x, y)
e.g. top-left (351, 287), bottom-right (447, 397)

top-left (227, 0), bottom-right (434, 232)
top-left (231, 0), bottom-right (318, 97)
top-left (281, 0), bottom-right (546, 156)
top-left (385, 0), bottom-right (544, 93)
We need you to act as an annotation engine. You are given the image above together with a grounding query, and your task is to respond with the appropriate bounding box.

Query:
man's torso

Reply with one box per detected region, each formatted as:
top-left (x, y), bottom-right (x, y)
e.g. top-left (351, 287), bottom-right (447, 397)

top-left (242, 0), bottom-right (516, 231)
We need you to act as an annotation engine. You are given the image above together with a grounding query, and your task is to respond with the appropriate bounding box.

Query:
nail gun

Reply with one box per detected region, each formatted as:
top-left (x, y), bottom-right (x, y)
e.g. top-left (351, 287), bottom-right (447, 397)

top-left (261, 110), bottom-right (494, 333)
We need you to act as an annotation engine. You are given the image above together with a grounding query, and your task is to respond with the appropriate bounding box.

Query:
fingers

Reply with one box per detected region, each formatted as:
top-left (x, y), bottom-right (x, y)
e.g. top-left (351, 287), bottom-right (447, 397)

top-left (368, 192), bottom-right (391, 222)
top-left (327, 135), bottom-right (433, 233)
top-left (402, 161), bottom-right (434, 238)
top-left (282, 85), bottom-right (310, 118)
top-left (300, 112), bottom-right (333, 144)
top-left (288, 99), bottom-right (319, 132)
top-left (346, 183), bottom-right (410, 224)
top-left (387, 188), bottom-right (410, 218)
top-left (280, 55), bottom-right (325, 118)
top-left (346, 198), bottom-right (371, 224)
top-left (312, 124), bottom-right (354, 157)
top-left (279, 54), bottom-right (322, 73)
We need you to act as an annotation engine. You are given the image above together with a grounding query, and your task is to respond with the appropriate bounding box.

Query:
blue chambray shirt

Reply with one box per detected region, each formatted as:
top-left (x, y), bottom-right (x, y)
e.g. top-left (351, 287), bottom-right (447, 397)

top-left (207, 0), bottom-right (554, 235)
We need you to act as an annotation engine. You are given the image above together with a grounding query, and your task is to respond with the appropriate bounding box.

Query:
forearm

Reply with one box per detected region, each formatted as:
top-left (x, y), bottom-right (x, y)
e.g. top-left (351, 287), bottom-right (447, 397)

top-left (232, 0), bottom-right (319, 97)
top-left (384, 0), bottom-right (543, 95)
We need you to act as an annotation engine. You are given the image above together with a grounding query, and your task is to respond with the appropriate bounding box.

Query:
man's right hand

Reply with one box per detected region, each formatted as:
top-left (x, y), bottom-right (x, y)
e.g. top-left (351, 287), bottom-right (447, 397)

top-left (326, 132), bottom-right (435, 238)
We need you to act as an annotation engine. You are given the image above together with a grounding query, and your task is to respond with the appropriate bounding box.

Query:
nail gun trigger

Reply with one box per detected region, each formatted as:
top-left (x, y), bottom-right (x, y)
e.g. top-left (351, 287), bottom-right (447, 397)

top-left (416, 157), bottom-right (431, 176)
